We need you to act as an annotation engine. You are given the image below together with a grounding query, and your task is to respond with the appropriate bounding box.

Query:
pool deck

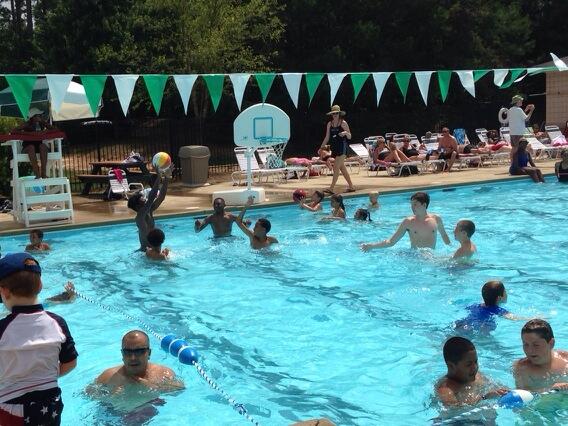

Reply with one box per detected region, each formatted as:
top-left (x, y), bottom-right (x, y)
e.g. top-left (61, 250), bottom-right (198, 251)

top-left (0, 159), bottom-right (557, 235)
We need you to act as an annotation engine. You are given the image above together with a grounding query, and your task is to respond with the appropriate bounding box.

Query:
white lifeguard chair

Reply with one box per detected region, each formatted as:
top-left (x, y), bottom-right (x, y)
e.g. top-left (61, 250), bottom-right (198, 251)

top-left (2, 135), bottom-right (74, 227)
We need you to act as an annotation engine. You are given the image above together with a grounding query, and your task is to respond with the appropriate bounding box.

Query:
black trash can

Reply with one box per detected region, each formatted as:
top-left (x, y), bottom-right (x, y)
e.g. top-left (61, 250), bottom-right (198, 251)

top-left (178, 145), bottom-right (211, 186)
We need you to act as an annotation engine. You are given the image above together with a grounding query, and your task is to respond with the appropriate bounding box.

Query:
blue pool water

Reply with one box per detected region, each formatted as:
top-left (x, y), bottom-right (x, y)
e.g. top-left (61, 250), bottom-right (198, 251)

top-left (2, 179), bottom-right (568, 425)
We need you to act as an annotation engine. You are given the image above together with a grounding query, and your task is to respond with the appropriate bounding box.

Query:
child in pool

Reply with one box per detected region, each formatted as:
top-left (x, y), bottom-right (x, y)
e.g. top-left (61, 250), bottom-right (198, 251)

top-left (25, 229), bottom-right (50, 252)
top-left (452, 220), bottom-right (476, 259)
top-left (300, 190), bottom-right (324, 212)
top-left (145, 228), bottom-right (170, 260)
top-left (368, 191), bottom-right (380, 210)
top-left (354, 208), bottom-right (372, 221)
top-left (436, 336), bottom-right (508, 406)
top-left (322, 194), bottom-right (346, 220)
top-left (236, 196), bottom-right (278, 249)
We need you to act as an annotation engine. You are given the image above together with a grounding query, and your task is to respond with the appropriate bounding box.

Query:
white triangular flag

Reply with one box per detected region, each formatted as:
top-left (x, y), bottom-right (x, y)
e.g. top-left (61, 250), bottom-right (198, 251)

top-left (282, 73), bottom-right (302, 108)
top-left (229, 74), bottom-right (250, 110)
top-left (173, 75), bottom-right (198, 114)
top-left (327, 73), bottom-right (347, 105)
top-left (45, 74), bottom-right (73, 113)
top-left (514, 67), bottom-right (543, 83)
top-left (493, 69), bottom-right (508, 87)
top-left (414, 71), bottom-right (433, 105)
top-left (371, 72), bottom-right (391, 106)
top-left (456, 71), bottom-right (475, 97)
top-left (550, 53), bottom-right (568, 71)
top-left (112, 75), bottom-right (139, 116)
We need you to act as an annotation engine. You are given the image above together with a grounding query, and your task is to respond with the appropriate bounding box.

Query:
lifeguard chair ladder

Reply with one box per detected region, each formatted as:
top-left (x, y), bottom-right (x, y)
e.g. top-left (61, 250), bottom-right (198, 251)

top-left (2, 137), bottom-right (74, 227)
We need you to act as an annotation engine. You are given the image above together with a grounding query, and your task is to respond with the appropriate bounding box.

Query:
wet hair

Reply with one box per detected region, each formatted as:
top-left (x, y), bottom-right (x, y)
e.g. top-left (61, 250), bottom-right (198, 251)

top-left (122, 330), bottom-right (150, 346)
top-left (354, 208), bottom-right (372, 221)
top-left (331, 194), bottom-right (345, 212)
top-left (443, 337), bottom-right (476, 364)
top-left (127, 191), bottom-right (144, 211)
top-left (457, 220), bottom-right (475, 238)
top-left (313, 190), bottom-right (324, 202)
top-left (521, 319), bottom-right (554, 342)
top-left (213, 197), bottom-right (225, 206)
top-left (147, 228), bottom-right (165, 247)
top-left (481, 280), bottom-right (505, 306)
top-left (0, 270), bottom-right (42, 298)
top-left (257, 218), bottom-right (271, 233)
top-left (410, 191), bottom-right (430, 208)
top-left (30, 229), bottom-right (44, 239)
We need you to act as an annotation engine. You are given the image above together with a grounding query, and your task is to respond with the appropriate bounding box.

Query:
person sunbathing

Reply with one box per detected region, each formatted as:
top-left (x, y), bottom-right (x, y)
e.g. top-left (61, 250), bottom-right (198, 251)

top-left (472, 141), bottom-right (511, 155)
top-left (371, 139), bottom-right (412, 168)
top-left (317, 147), bottom-right (334, 170)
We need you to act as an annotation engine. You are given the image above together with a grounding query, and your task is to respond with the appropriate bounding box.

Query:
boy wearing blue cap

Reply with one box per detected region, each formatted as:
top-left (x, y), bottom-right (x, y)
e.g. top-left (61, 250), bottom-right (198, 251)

top-left (0, 253), bottom-right (78, 426)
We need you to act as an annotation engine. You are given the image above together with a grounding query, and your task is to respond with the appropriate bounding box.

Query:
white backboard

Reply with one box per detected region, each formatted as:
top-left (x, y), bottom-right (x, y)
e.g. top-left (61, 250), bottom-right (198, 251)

top-left (233, 103), bottom-right (290, 148)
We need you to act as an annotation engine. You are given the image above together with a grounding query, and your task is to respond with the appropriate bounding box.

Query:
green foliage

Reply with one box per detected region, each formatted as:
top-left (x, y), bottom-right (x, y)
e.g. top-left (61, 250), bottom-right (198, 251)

top-left (0, 117), bottom-right (23, 196)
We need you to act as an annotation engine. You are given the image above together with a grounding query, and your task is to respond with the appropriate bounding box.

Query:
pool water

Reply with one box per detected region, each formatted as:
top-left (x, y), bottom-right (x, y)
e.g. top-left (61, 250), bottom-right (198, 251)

top-left (2, 179), bottom-right (568, 425)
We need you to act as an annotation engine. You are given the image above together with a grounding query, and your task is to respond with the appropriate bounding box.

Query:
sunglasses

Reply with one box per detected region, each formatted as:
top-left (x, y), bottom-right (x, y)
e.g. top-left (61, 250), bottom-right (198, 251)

top-left (121, 347), bottom-right (149, 356)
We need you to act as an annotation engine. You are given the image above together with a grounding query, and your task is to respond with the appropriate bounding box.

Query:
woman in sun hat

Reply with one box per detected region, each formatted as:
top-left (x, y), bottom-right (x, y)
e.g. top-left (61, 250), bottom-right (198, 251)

top-left (13, 107), bottom-right (55, 179)
top-left (319, 105), bottom-right (355, 194)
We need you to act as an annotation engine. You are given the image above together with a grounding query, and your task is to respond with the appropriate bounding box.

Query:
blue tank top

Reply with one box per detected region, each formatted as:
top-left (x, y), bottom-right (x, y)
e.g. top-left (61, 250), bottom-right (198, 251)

top-left (454, 304), bottom-right (509, 332)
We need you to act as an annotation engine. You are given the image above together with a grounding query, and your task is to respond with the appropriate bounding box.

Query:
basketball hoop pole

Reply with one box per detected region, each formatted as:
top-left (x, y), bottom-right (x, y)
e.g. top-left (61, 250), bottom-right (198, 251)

top-left (246, 147), bottom-right (253, 191)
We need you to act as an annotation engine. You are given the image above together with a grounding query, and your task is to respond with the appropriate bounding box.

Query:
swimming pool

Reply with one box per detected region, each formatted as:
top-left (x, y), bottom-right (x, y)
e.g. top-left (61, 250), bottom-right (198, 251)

top-left (2, 178), bottom-right (568, 425)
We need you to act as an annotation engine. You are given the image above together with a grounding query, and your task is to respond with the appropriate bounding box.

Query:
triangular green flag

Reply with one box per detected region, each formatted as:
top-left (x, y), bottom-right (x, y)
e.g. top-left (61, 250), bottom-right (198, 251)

top-left (473, 70), bottom-right (489, 82)
top-left (143, 75), bottom-right (168, 115)
top-left (394, 72), bottom-right (412, 102)
top-left (5, 75), bottom-right (37, 118)
top-left (202, 74), bottom-right (225, 112)
top-left (350, 73), bottom-right (369, 103)
top-left (499, 68), bottom-right (526, 89)
top-left (437, 71), bottom-right (452, 102)
top-left (305, 73), bottom-right (324, 105)
top-left (255, 73), bottom-right (275, 102)
top-left (80, 75), bottom-right (107, 116)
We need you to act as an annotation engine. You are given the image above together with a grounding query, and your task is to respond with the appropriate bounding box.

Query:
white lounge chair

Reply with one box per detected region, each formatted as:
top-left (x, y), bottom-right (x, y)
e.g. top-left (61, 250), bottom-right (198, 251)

top-left (231, 147), bottom-right (285, 185)
top-left (349, 143), bottom-right (374, 175)
top-left (108, 169), bottom-right (144, 199)
top-left (256, 146), bottom-right (309, 181)
top-left (475, 128), bottom-right (488, 144)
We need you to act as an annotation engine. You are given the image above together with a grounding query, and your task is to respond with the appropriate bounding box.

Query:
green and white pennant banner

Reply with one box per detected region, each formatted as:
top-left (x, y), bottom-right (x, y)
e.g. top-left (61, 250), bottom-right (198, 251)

top-left (229, 73), bottom-right (250, 110)
top-left (5, 74), bottom-right (37, 118)
top-left (282, 73), bottom-right (302, 108)
top-left (455, 71), bottom-right (475, 98)
top-left (493, 69), bottom-right (508, 87)
top-left (45, 74), bottom-right (73, 113)
top-left (173, 75), bottom-right (198, 114)
top-left (414, 71), bottom-right (434, 105)
top-left (112, 74), bottom-right (139, 116)
top-left (371, 72), bottom-right (391, 106)
top-left (327, 73), bottom-right (346, 105)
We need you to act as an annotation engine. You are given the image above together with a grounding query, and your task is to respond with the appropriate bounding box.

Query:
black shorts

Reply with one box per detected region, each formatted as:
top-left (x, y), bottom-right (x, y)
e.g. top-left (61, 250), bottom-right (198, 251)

top-left (2, 387), bottom-right (63, 426)
top-left (438, 151), bottom-right (459, 161)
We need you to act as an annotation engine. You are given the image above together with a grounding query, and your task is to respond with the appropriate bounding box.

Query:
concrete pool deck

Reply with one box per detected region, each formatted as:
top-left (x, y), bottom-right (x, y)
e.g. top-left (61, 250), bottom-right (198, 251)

top-left (0, 159), bottom-right (558, 235)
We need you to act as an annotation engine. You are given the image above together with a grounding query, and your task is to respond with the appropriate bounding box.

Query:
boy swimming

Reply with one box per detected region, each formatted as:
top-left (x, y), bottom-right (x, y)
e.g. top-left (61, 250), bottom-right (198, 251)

top-left (452, 220), bottom-right (477, 259)
top-left (436, 337), bottom-right (508, 406)
top-left (361, 192), bottom-right (450, 251)
top-left (195, 197), bottom-right (245, 237)
top-left (513, 319), bottom-right (568, 392)
top-left (368, 191), bottom-right (380, 210)
top-left (236, 196), bottom-right (278, 249)
top-left (25, 229), bottom-right (50, 251)
top-left (145, 228), bottom-right (170, 260)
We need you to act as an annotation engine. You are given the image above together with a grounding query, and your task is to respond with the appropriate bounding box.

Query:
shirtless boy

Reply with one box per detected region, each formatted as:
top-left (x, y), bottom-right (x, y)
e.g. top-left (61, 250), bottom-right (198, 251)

top-left (25, 229), bottom-right (50, 251)
top-left (436, 337), bottom-right (508, 406)
top-left (361, 192), bottom-right (450, 251)
top-left (452, 220), bottom-right (477, 259)
top-left (236, 196), bottom-right (278, 249)
top-left (145, 228), bottom-right (169, 260)
top-left (513, 319), bottom-right (568, 392)
top-left (437, 128), bottom-right (459, 172)
top-left (195, 198), bottom-right (241, 237)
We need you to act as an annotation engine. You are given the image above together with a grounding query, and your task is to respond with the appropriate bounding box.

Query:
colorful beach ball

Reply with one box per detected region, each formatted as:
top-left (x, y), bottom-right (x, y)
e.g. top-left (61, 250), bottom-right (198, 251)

top-left (152, 152), bottom-right (172, 171)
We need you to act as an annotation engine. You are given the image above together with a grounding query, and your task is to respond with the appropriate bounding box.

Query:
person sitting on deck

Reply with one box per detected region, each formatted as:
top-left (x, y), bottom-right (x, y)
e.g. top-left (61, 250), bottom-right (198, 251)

top-left (509, 139), bottom-right (545, 183)
top-left (555, 149), bottom-right (568, 182)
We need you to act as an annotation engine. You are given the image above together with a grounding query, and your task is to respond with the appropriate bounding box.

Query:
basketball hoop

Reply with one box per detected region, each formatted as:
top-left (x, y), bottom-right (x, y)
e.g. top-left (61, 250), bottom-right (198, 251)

top-left (257, 137), bottom-right (289, 160)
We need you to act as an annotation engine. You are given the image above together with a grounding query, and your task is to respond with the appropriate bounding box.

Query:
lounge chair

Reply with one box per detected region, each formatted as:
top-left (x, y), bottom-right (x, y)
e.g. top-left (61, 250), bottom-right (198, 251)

top-left (526, 136), bottom-right (559, 160)
top-left (231, 147), bottom-right (286, 185)
top-left (349, 143), bottom-right (374, 175)
top-left (256, 146), bottom-right (310, 181)
top-left (107, 169), bottom-right (144, 200)
top-left (475, 128), bottom-right (488, 144)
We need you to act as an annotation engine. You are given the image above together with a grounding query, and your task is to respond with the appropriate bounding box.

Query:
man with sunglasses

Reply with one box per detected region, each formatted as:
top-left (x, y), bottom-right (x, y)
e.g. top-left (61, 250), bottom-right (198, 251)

top-left (95, 330), bottom-right (183, 391)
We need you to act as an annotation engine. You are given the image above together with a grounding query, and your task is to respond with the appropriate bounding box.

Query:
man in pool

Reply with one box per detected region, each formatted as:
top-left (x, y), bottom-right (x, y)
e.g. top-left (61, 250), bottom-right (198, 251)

top-left (436, 337), bottom-right (508, 406)
top-left (95, 330), bottom-right (184, 391)
top-left (236, 196), bottom-right (278, 249)
top-left (194, 197), bottom-right (249, 237)
top-left (128, 168), bottom-right (170, 251)
top-left (361, 192), bottom-right (450, 251)
top-left (513, 319), bottom-right (568, 392)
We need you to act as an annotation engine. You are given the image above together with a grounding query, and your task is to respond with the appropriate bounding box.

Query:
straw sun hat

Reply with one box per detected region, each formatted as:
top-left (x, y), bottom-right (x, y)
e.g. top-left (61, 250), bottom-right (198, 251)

top-left (326, 105), bottom-right (346, 116)
top-left (511, 95), bottom-right (524, 105)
